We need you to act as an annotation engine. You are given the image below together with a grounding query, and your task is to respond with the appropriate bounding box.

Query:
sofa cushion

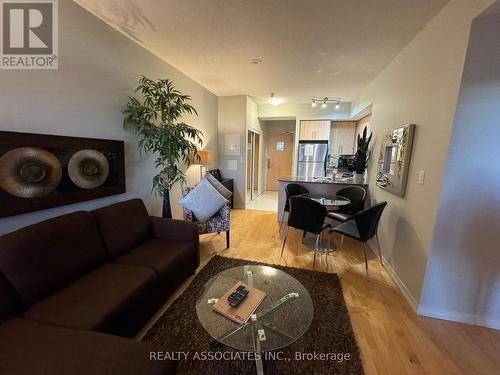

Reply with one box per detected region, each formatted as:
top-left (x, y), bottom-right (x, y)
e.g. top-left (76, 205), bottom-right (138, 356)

top-left (205, 173), bottom-right (232, 200)
top-left (179, 178), bottom-right (228, 222)
top-left (0, 318), bottom-right (176, 375)
top-left (0, 211), bottom-right (108, 305)
top-left (94, 199), bottom-right (152, 257)
top-left (113, 238), bottom-right (196, 295)
top-left (23, 263), bottom-right (162, 338)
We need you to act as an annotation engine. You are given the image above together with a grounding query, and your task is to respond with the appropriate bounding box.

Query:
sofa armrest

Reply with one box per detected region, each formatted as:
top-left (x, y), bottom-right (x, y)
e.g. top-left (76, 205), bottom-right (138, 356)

top-left (150, 216), bottom-right (200, 269)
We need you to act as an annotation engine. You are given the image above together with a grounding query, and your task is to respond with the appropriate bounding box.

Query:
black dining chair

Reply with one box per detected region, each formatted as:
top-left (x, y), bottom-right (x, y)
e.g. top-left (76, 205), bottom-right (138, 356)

top-left (327, 185), bottom-right (367, 251)
top-left (330, 201), bottom-right (387, 278)
top-left (280, 183), bottom-right (310, 232)
top-left (327, 186), bottom-right (367, 223)
top-left (281, 196), bottom-right (331, 270)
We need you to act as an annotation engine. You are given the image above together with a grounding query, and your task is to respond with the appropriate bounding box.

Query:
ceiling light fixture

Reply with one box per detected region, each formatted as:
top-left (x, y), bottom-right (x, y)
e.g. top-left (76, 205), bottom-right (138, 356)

top-left (270, 93), bottom-right (281, 106)
top-left (311, 97), bottom-right (342, 109)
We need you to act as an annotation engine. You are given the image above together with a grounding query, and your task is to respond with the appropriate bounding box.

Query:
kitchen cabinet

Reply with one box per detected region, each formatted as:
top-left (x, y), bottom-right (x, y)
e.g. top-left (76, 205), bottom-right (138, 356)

top-left (330, 122), bottom-right (356, 155)
top-left (299, 121), bottom-right (330, 141)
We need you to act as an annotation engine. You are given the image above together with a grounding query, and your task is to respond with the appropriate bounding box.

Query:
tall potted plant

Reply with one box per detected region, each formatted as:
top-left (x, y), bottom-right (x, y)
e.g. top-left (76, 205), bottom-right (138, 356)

top-left (353, 126), bottom-right (372, 184)
top-left (123, 76), bottom-right (203, 218)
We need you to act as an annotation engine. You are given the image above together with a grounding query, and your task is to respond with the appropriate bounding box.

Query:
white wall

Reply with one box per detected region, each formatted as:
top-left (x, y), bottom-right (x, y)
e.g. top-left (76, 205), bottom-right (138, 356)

top-left (351, 0), bottom-right (494, 308)
top-left (259, 102), bottom-right (352, 121)
top-left (217, 96), bottom-right (247, 208)
top-left (419, 4), bottom-right (500, 330)
top-left (0, 0), bottom-right (218, 235)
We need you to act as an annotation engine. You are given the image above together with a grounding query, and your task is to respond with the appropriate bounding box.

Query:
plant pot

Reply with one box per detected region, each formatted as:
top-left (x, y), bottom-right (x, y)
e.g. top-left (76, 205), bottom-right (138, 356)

top-left (353, 173), bottom-right (365, 185)
top-left (162, 190), bottom-right (172, 218)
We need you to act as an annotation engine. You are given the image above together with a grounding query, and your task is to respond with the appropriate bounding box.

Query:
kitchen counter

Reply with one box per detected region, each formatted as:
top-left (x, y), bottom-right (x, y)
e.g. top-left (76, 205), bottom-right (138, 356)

top-left (277, 177), bottom-right (369, 223)
top-left (278, 176), bottom-right (368, 186)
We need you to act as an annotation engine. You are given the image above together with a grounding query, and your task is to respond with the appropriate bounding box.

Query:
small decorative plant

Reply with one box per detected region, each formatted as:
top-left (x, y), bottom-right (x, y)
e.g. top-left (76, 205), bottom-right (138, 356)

top-left (123, 76), bottom-right (203, 218)
top-left (354, 126), bottom-right (373, 175)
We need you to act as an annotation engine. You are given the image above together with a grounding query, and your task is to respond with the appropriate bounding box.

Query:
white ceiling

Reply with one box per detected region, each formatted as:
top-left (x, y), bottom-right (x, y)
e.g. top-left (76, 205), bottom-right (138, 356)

top-left (76, 0), bottom-right (449, 104)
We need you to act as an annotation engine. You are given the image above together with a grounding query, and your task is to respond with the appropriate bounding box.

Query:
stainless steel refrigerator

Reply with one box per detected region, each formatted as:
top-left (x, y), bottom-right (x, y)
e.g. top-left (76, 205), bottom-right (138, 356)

top-left (297, 141), bottom-right (328, 178)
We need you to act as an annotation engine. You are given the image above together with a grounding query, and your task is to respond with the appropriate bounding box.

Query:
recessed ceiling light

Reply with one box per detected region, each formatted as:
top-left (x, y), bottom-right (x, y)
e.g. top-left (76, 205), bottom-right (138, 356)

top-left (250, 58), bottom-right (263, 65)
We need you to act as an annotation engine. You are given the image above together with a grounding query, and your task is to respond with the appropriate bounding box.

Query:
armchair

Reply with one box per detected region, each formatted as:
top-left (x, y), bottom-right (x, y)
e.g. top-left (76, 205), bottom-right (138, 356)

top-left (182, 187), bottom-right (231, 249)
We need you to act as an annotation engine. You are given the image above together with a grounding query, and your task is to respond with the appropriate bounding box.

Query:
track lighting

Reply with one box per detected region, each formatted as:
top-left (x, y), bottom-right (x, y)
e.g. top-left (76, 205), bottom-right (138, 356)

top-left (310, 97), bottom-right (342, 109)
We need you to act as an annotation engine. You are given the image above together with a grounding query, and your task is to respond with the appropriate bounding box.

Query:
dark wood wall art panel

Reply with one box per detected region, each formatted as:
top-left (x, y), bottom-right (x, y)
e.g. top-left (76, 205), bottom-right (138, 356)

top-left (0, 131), bottom-right (126, 217)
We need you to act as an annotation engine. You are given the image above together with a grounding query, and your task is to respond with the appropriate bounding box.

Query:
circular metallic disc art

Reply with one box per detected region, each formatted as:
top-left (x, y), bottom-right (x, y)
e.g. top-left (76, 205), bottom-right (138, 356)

top-left (0, 147), bottom-right (62, 198)
top-left (68, 149), bottom-right (109, 189)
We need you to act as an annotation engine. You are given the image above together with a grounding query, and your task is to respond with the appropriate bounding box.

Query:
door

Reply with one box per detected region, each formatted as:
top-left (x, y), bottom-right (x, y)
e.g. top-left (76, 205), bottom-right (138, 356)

top-left (247, 131), bottom-right (261, 201)
top-left (266, 133), bottom-right (294, 191)
top-left (253, 133), bottom-right (260, 197)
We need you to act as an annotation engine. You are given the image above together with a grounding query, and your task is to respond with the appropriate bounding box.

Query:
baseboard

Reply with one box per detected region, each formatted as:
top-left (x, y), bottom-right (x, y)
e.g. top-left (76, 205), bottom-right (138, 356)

top-left (366, 242), bottom-right (500, 331)
top-left (417, 306), bottom-right (500, 331)
top-left (367, 239), bottom-right (419, 313)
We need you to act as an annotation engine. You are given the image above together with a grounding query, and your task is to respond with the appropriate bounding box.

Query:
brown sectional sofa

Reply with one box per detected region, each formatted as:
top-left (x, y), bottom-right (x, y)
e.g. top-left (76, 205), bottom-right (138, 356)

top-left (0, 199), bottom-right (200, 374)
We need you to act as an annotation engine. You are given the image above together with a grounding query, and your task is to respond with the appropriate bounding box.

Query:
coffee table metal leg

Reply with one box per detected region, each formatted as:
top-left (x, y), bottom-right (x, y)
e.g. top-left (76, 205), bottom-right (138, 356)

top-left (251, 318), bottom-right (265, 375)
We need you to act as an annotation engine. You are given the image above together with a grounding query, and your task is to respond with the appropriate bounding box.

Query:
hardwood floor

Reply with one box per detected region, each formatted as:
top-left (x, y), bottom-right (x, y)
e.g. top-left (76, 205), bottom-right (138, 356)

top-left (196, 209), bottom-right (500, 375)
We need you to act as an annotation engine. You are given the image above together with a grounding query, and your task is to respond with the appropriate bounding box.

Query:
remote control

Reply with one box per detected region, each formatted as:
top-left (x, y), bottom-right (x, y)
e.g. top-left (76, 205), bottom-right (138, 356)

top-left (228, 285), bottom-right (249, 308)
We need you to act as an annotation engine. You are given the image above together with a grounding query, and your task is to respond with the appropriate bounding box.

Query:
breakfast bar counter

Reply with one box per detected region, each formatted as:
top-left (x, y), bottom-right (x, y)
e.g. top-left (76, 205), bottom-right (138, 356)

top-left (277, 176), bottom-right (368, 223)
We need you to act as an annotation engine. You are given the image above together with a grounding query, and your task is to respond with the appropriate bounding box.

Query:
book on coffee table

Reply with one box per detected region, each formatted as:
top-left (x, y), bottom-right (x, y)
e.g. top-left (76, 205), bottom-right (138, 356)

top-left (212, 282), bottom-right (266, 324)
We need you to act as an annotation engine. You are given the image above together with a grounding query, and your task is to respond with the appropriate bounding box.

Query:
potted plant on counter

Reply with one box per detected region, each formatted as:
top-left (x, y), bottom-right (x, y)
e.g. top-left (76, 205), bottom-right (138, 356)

top-left (353, 126), bottom-right (372, 184)
top-left (123, 76), bottom-right (203, 218)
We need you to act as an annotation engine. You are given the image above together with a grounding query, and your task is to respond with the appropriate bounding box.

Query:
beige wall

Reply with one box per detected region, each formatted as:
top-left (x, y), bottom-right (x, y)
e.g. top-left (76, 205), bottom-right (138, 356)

top-left (420, 3), bottom-right (500, 329)
top-left (351, 0), bottom-right (495, 308)
top-left (0, 1), bottom-right (218, 235)
top-left (217, 96), bottom-right (247, 208)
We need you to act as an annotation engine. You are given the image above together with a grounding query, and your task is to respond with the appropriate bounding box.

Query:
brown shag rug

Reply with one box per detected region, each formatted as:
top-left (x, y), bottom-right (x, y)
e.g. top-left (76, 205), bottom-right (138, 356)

top-left (142, 256), bottom-right (364, 374)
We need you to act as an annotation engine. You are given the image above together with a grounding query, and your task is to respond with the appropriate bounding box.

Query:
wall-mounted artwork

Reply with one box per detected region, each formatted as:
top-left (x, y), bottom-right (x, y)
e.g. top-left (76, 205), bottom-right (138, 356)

top-left (224, 133), bottom-right (240, 155)
top-left (376, 124), bottom-right (415, 197)
top-left (0, 131), bottom-right (125, 217)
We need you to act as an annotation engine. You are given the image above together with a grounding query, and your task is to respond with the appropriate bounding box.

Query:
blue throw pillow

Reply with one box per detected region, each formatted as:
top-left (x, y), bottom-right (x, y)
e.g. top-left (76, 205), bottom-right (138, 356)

top-left (178, 178), bottom-right (228, 222)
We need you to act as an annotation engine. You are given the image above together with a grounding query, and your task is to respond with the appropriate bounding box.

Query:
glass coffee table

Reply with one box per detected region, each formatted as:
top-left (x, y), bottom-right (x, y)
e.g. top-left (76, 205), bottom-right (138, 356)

top-left (196, 265), bottom-right (314, 374)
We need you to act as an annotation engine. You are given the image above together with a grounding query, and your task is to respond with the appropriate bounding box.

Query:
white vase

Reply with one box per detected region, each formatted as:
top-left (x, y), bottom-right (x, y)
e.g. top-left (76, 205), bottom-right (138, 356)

top-left (353, 173), bottom-right (365, 184)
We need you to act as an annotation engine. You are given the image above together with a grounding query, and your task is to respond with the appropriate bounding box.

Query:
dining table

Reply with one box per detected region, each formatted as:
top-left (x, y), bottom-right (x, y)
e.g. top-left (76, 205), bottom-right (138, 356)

top-left (301, 193), bottom-right (351, 210)
top-left (301, 193), bottom-right (351, 252)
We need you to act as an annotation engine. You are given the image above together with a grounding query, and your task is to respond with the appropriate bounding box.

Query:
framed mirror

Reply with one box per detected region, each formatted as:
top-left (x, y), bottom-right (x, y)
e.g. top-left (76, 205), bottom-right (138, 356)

top-left (376, 124), bottom-right (415, 197)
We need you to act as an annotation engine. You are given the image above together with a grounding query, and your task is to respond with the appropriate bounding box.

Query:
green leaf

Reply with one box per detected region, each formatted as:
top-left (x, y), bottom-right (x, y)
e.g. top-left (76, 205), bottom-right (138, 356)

top-left (123, 76), bottom-right (204, 197)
